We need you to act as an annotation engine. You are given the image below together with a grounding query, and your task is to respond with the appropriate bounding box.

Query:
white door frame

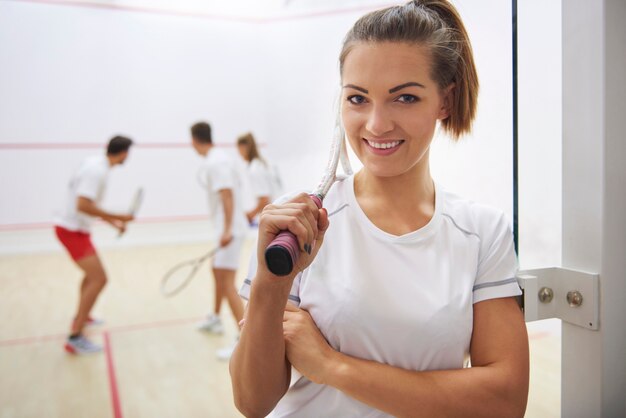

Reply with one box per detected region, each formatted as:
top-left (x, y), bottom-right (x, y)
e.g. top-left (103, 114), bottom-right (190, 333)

top-left (561, 1), bottom-right (626, 416)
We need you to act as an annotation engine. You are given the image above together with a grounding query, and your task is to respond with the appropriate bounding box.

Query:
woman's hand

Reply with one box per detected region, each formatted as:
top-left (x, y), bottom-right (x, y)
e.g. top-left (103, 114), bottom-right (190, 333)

top-left (220, 230), bottom-right (234, 247)
top-left (283, 303), bottom-right (337, 385)
top-left (256, 193), bottom-right (329, 280)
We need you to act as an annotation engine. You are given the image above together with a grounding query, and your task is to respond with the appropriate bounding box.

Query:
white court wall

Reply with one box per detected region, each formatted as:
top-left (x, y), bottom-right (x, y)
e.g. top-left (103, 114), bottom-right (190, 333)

top-left (0, 0), bottom-right (560, 258)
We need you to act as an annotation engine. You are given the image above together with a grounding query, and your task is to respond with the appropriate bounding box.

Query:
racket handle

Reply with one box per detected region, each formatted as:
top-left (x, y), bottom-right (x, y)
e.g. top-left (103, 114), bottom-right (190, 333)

top-left (264, 194), bottom-right (322, 276)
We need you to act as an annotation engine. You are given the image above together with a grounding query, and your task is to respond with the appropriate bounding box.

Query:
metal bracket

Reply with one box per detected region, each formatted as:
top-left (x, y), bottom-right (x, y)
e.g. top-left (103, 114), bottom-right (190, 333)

top-left (517, 267), bottom-right (599, 330)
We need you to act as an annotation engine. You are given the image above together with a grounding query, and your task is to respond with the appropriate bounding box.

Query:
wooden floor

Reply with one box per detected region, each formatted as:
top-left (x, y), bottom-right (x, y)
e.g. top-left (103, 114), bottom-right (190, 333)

top-left (0, 239), bottom-right (560, 418)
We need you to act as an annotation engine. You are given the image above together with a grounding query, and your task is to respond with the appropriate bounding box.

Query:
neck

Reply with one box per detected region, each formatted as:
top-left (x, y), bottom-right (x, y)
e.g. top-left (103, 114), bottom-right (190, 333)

top-left (355, 159), bottom-right (434, 206)
top-left (353, 155), bottom-right (435, 235)
top-left (201, 144), bottom-right (213, 156)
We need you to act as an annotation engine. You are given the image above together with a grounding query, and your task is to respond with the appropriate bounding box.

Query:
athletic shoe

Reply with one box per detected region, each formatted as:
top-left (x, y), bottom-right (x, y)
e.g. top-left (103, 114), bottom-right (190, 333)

top-left (72, 316), bottom-right (105, 328)
top-left (197, 314), bottom-right (224, 334)
top-left (64, 335), bottom-right (103, 355)
top-left (216, 338), bottom-right (239, 361)
top-left (86, 316), bottom-right (104, 326)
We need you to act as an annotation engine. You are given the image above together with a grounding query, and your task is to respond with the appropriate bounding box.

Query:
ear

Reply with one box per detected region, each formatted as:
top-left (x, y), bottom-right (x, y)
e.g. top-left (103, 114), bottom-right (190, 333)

top-left (438, 83), bottom-right (455, 120)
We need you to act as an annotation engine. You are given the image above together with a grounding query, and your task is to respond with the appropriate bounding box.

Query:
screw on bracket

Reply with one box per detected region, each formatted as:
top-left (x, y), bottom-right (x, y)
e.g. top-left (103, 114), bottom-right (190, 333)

top-left (567, 290), bottom-right (583, 307)
top-left (538, 287), bottom-right (554, 303)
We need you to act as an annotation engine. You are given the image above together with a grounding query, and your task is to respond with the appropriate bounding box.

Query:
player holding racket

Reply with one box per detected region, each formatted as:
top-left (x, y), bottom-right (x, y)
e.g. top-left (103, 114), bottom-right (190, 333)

top-left (231, 2), bottom-right (529, 417)
top-left (55, 136), bottom-right (135, 355)
top-left (191, 122), bottom-right (247, 354)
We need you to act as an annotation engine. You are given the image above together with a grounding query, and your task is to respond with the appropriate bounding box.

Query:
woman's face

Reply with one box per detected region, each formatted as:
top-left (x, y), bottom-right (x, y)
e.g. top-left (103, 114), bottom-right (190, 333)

top-left (237, 144), bottom-right (248, 161)
top-left (341, 42), bottom-right (451, 179)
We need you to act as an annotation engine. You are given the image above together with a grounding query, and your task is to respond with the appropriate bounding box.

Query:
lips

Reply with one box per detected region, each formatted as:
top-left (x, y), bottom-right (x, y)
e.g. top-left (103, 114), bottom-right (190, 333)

top-left (363, 138), bottom-right (405, 155)
top-left (365, 139), bottom-right (403, 149)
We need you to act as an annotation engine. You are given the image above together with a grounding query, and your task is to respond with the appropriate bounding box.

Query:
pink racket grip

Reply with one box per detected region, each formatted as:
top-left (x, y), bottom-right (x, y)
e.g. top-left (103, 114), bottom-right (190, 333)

top-left (264, 194), bottom-right (322, 276)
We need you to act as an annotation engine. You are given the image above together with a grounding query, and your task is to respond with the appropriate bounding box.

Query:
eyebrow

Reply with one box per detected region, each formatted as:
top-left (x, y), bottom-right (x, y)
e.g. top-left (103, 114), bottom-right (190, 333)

top-left (388, 82), bottom-right (425, 93)
top-left (342, 81), bottom-right (426, 95)
top-left (343, 84), bottom-right (368, 94)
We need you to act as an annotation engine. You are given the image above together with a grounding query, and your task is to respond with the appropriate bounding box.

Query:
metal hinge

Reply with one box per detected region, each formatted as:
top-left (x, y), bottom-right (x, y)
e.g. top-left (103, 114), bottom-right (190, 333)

top-left (517, 267), bottom-right (599, 330)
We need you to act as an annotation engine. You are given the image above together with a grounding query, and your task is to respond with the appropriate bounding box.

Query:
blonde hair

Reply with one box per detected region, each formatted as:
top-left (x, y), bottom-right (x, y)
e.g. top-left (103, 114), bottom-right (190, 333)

top-left (339, 0), bottom-right (479, 139)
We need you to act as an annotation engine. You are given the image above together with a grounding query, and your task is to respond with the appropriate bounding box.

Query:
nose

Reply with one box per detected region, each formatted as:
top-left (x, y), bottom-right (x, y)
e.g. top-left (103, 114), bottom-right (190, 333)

top-left (365, 104), bottom-right (394, 137)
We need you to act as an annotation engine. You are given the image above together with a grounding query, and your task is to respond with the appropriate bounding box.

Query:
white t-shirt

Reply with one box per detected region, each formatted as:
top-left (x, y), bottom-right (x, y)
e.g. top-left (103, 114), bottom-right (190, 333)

top-left (201, 148), bottom-right (247, 240)
top-left (240, 175), bottom-right (521, 418)
top-left (56, 155), bottom-right (110, 233)
top-left (247, 158), bottom-right (281, 202)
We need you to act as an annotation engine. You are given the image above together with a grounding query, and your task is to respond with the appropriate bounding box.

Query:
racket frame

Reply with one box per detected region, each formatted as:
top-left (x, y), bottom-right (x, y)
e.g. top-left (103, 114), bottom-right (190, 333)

top-left (160, 248), bottom-right (219, 297)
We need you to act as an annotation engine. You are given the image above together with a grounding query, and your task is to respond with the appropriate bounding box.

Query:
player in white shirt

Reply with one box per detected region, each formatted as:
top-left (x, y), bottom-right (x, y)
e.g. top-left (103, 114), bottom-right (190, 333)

top-left (236, 132), bottom-right (282, 224)
top-left (190, 122), bottom-right (247, 357)
top-left (230, 2), bottom-right (529, 417)
top-left (55, 136), bottom-right (135, 355)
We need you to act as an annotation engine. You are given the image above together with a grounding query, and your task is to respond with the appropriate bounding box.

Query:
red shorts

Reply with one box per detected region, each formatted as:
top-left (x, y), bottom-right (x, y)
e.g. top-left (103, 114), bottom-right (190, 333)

top-left (55, 226), bottom-right (96, 261)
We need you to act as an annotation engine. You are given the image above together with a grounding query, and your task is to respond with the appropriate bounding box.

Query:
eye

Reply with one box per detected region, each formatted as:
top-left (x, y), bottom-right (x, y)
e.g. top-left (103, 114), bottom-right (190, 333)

top-left (347, 95), bottom-right (367, 105)
top-left (396, 94), bottom-right (420, 104)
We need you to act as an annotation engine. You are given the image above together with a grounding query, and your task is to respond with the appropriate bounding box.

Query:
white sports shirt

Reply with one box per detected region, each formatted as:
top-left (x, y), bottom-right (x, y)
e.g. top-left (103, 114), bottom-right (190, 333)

top-left (56, 155), bottom-right (110, 233)
top-left (240, 175), bottom-right (521, 418)
top-left (248, 158), bottom-right (277, 201)
top-left (201, 148), bottom-right (248, 240)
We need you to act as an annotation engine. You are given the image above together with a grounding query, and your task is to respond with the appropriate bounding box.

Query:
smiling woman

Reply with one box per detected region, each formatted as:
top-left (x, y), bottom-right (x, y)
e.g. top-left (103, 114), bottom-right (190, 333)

top-left (230, 1), bottom-right (529, 417)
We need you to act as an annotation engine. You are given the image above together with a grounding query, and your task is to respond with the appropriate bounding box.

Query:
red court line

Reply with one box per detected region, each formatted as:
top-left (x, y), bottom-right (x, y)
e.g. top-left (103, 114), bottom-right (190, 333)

top-left (5, 0), bottom-right (399, 23)
top-left (0, 316), bottom-right (204, 347)
top-left (0, 142), bottom-right (241, 150)
top-left (103, 332), bottom-right (123, 418)
top-left (0, 214), bottom-right (209, 232)
top-left (0, 332), bottom-right (69, 347)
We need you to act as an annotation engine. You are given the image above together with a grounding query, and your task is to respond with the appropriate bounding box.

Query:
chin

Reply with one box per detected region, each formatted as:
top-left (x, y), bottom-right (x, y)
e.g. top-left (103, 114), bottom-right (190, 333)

top-left (362, 163), bottom-right (406, 179)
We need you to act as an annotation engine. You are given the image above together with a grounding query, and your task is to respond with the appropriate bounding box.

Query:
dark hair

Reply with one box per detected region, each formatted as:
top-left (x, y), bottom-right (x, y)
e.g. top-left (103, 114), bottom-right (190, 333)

top-left (237, 132), bottom-right (264, 163)
top-left (191, 122), bottom-right (212, 144)
top-left (106, 135), bottom-right (133, 155)
top-left (339, 0), bottom-right (479, 139)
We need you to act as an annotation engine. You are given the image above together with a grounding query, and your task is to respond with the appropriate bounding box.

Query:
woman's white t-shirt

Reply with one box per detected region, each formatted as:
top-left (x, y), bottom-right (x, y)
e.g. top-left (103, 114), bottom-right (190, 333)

top-left (248, 158), bottom-right (277, 201)
top-left (240, 176), bottom-right (521, 418)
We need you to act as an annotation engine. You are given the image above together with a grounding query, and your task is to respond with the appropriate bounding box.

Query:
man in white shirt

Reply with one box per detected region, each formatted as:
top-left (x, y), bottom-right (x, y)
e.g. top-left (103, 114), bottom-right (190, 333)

top-left (191, 122), bottom-right (247, 358)
top-left (55, 136), bottom-right (135, 355)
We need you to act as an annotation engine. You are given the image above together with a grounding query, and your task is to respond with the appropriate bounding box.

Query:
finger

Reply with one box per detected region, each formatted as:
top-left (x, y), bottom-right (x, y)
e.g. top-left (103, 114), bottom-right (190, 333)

top-left (310, 208), bottom-right (329, 254)
top-left (283, 311), bottom-right (297, 322)
top-left (262, 210), bottom-right (314, 252)
top-left (265, 203), bottom-right (318, 230)
top-left (288, 203), bottom-right (319, 245)
top-left (290, 193), bottom-right (322, 217)
top-left (317, 208), bottom-right (329, 241)
top-left (318, 208), bottom-right (329, 232)
top-left (284, 301), bottom-right (300, 312)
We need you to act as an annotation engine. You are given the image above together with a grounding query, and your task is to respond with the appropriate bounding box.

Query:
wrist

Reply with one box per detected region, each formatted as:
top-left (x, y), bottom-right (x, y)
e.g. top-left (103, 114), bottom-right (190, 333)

top-left (248, 275), bottom-right (293, 315)
top-left (320, 349), bottom-right (347, 387)
top-left (251, 271), bottom-right (294, 294)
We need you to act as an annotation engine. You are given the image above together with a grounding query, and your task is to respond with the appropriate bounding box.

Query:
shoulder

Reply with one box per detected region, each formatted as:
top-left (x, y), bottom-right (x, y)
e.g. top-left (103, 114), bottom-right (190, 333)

top-left (271, 176), bottom-right (350, 209)
top-left (322, 176), bottom-right (351, 215)
top-left (205, 148), bottom-right (233, 167)
top-left (272, 189), bottom-right (309, 205)
top-left (440, 188), bottom-right (512, 245)
top-left (249, 158), bottom-right (267, 172)
top-left (80, 156), bottom-right (108, 176)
